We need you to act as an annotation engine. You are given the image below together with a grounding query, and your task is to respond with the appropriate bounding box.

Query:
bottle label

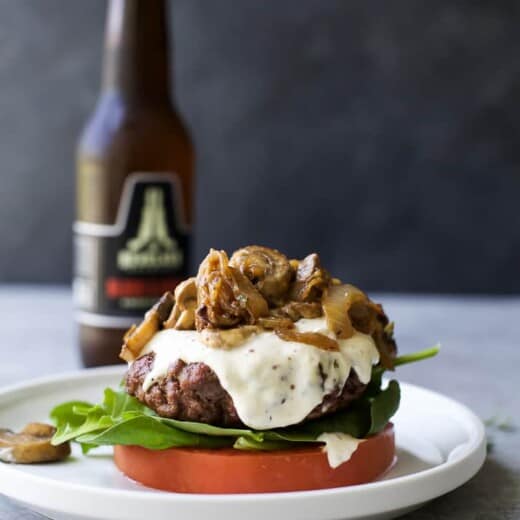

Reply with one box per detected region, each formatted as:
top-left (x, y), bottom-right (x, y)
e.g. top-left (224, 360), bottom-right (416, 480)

top-left (73, 172), bottom-right (190, 328)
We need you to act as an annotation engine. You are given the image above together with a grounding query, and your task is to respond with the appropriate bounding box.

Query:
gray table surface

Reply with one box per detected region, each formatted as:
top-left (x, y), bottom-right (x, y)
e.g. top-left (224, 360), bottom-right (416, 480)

top-left (0, 286), bottom-right (518, 519)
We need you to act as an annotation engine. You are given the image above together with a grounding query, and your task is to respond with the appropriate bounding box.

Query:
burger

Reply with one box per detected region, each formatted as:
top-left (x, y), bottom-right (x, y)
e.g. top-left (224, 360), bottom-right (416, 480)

top-left (51, 246), bottom-right (438, 493)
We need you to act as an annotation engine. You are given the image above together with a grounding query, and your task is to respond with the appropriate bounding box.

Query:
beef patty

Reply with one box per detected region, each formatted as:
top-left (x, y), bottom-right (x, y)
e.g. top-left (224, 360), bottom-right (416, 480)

top-left (125, 352), bottom-right (367, 427)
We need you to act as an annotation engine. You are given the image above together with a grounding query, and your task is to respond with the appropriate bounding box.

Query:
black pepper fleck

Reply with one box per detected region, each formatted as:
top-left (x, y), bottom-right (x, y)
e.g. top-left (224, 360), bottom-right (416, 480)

top-left (317, 363), bottom-right (326, 390)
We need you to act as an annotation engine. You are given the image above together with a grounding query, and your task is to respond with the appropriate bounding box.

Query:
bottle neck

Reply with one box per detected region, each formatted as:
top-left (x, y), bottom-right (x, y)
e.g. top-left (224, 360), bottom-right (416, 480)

top-left (102, 0), bottom-right (172, 107)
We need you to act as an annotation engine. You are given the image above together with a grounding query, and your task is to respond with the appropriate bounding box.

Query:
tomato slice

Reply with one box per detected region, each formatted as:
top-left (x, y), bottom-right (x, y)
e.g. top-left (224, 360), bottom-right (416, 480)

top-left (114, 423), bottom-right (394, 494)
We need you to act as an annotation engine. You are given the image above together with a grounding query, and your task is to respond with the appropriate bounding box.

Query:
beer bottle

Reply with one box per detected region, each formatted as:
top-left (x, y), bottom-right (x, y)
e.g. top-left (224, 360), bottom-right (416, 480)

top-left (74, 0), bottom-right (193, 367)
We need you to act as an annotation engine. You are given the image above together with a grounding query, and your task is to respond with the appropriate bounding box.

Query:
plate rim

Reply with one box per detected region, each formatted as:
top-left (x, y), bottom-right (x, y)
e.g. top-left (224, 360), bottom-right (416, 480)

top-left (0, 366), bottom-right (487, 518)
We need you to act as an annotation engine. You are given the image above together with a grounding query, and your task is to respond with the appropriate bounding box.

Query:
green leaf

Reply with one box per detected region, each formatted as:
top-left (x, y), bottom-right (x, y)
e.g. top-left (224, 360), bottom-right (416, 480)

top-left (264, 430), bottom-right (317, 443)
top-left (233, 436), bottom-right (295, 451)
top-left (50, 400), bottom-right (95, 427)
top-left (77, 416), bottom-right (232, 450)
top-left (80, 442), bottom-right (98, 455)
top-left (365, 367), bottom-right (384, 398)
top-left (368, 380), bottom-right (400, 435)
top-left (101, 388), bottom-right (155, 418)
top-left (52, 405), bottom-right (115, 446)
top-left (369, 345), bottom-right (440, 386)
top-left (393, 345), bottom-right (440, 367)
top-left (72, 404), bottom-right (94, 417)
top-left (50, 390), bottom-right (238, 451)
top-left (160, 417), bottom-right (263, 441)
top-left (283, 404), bottom-right (371, 440)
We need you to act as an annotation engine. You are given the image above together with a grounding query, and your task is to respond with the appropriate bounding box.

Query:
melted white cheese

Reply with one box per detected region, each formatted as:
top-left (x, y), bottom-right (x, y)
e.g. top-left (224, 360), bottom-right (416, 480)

top-left (317, 432), bottom-right (365, 468)
top-left (140, 318), bottom-right (379, 430)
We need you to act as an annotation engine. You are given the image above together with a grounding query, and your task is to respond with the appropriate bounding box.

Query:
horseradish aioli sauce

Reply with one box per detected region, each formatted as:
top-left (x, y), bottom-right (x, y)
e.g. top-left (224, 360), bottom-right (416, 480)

top-left (317, 433), bottom-right (365, 468)
top-left (140, 318), bottom-right (379, 431)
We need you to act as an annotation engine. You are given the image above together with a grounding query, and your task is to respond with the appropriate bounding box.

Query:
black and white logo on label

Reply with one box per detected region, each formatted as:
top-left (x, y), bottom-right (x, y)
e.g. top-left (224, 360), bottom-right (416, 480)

top-left (73, 172), bottom-right (190, 328)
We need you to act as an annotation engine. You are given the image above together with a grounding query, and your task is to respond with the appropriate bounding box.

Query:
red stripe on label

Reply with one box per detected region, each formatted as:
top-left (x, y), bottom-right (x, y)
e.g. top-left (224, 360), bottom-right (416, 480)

top-left (105, 277), bottom-right (182, 299)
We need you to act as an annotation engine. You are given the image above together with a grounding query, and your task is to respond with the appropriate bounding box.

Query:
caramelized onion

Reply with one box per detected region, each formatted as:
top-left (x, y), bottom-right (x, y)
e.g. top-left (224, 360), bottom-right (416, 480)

top-left (275, 301), bottom-right (323, 320)
top-left (322, 284), bottom-right (396, 369)
top-left (322, 284), bottom-right (366, 339)
top-left (195, 249), bottom-right (268, 330)
top-left (275, 328), bottom-right (340, 352)
top-left (257, 316), bottom-right (294, 330)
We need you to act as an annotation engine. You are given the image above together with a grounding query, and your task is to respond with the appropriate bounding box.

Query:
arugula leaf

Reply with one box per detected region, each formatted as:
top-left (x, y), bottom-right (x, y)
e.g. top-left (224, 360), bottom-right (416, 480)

top-left (234, 436), bottom-right (295, 451)
top-left (103, 388), bottom-right (155, 418)
top-left (51, 390), bottom-right (235, 451)
top-left (50, 400), bottom-right (95, 426)
top-left (370, 345), bottom-right (440, 386)
top-left (394, 345), bottom-right (440, 367)
top-left (368, 380), bottom-right (400, 435)
top-left (159, 417), bottom-right (263, 441)
top-left (77, 416), bottom-right (232, 450)
top-left (52, 405), bottom-right (114, 446)
top-left (80, 442), bottom-right (98, 455)
top-left (282, 404), bottom-right (371, 440)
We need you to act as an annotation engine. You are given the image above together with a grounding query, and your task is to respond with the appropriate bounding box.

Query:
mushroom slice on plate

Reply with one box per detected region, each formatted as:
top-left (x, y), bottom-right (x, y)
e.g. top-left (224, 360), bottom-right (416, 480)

top-left (0, 423), bottom-right (70, 464)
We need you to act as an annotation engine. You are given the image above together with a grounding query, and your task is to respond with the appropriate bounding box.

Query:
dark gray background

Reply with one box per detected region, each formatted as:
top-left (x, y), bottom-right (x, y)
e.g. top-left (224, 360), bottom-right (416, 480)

top-left (1, 0), bottom-right (519, 292)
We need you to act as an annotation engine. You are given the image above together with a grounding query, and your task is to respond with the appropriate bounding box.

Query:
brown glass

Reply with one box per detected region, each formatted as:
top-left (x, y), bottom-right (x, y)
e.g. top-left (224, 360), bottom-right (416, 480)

top-left (76, 0), bottom-right (194, 367)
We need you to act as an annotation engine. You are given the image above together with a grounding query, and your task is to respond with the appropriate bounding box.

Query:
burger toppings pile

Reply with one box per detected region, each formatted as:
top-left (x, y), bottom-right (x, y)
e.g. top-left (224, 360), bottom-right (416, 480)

top-left (121, 246), bottom-right (396, 368)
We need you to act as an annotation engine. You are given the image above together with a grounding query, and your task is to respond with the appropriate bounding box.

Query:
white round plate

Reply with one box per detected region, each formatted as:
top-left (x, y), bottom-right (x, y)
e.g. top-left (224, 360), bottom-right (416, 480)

top-left (0, 366), bottom-right (485, 520)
